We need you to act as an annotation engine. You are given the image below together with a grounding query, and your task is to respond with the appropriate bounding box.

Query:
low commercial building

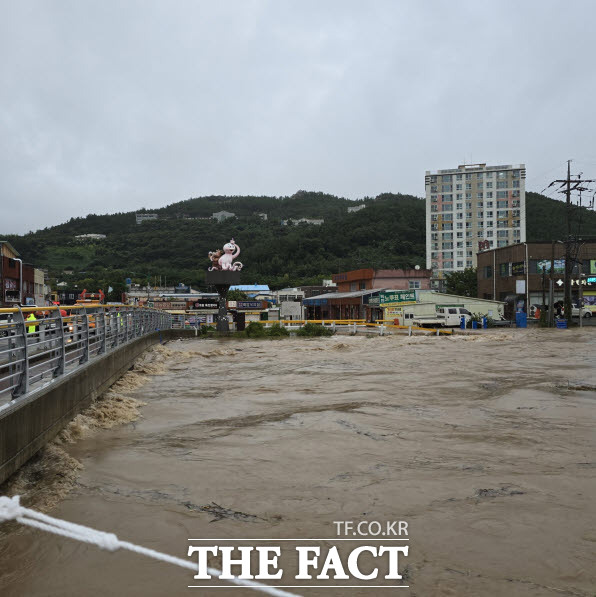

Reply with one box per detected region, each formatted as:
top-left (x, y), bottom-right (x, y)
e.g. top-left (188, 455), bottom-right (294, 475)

top-left (212, 211), bottom-right (235, 222)
top-left (332, 268), bottom-right (432, 293)
top-left (273, 287), bottom-right (305, 320)
top-left (477, 241), bottom-right (596, 313)
top-left (135, 213), bottom-right (158, 224)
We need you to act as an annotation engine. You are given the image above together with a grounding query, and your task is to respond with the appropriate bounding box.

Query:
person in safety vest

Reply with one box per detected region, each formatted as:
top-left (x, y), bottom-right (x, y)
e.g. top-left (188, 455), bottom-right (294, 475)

top-left (26, 312), bottom-right (38, 334)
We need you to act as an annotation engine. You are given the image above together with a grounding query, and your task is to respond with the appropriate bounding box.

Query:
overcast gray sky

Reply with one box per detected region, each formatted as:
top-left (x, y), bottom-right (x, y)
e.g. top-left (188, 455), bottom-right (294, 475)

top-left (2, 0), bottom-right (595, 234)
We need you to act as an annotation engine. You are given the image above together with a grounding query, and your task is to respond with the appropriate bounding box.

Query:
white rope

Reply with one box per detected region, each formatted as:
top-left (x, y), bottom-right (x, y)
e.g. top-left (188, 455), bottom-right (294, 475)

top-left (0, 495), bottom-right (299, 597)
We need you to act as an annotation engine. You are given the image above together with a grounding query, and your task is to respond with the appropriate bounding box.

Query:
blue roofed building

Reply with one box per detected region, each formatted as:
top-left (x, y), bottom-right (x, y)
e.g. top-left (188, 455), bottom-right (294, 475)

top-left (229, 284), bottom-right (271, 298)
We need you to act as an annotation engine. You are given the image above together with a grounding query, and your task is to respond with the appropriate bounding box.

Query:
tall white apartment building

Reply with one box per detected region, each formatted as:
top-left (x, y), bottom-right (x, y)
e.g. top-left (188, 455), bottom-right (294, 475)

top-left (425, 163), bottom-right (526, 291)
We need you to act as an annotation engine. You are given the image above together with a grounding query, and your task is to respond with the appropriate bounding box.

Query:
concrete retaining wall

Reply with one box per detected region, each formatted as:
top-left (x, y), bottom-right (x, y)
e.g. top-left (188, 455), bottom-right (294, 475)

top-left (0, 328), bottom-right (197, 485)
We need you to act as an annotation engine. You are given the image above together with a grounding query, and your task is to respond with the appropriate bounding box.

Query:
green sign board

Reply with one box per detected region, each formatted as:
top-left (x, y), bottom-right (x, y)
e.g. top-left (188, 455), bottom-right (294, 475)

top-left (379, 290), bottom-right (416, 306)
top-left (591, 260), bottom-right (596, 274)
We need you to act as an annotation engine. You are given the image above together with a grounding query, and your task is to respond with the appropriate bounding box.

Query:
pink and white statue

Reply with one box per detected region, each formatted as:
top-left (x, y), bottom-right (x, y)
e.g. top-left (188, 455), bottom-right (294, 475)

top-left (208, 239), bottom-right (243, 271)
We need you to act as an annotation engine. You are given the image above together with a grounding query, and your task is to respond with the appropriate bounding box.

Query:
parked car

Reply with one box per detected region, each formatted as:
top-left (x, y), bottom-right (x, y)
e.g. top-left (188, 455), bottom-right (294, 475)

top-left (571, 304), bottom-right (592, 318)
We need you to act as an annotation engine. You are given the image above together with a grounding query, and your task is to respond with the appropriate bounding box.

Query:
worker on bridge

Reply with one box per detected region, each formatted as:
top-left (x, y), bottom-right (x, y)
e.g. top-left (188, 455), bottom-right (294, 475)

top-left (26, 312), bottom-right (38, 335)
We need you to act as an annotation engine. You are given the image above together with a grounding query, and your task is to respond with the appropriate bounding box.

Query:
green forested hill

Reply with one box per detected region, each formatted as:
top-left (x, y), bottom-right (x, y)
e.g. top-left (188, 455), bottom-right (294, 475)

top-left (4, 190), bottom-right (596, 291)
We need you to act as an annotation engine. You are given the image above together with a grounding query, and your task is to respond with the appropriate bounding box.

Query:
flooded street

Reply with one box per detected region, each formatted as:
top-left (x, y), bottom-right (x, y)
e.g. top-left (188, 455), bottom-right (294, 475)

top-left (1, 330), bottom-right (595, 596)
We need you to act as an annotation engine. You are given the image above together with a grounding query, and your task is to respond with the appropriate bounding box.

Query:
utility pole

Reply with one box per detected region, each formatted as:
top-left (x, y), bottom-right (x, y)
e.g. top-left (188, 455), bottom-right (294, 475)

top-left (546, 161), bottom-right (596, 325)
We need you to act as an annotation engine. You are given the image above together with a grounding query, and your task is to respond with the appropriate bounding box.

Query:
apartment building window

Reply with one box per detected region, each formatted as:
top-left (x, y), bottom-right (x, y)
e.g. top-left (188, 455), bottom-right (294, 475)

top-left (442, 185), bottom-right (453, 192)
top-left (457, 241), bottom-right (464, 248)
top-left (486, 182), bottom-right (493, 188)
top-left (456, 173), bottom-right (463, 180)
top-left (443, 251), bottom-right (453, 259)
top-left (496, 181), bottom-right (508, 189)
top-left (431, 224), bottom-right (438, 231)
top-left (409, 280), bottom-right (421, 290)
top-left (486, 220), bottom-right (493, 227)
top-left (431, 261), bottom-right (438, 269)
top-left (457, 250), bottom-right (464, 257)
top-left (485, 171), bottom-right (493, 178)
top-left (486, 230), bottom-right (493, 237)
top-left (456, 232), bottom-right (463, 239)
top-left (512, 190), bottom-right (520, 198)
top-left (431, 233), bottom-right (438, 240)
top-left (497, 221), bottom-right (509, 228)
top-left (478, 221), bottom-right (484, 228)
top-left (477, 201), bottom-right (483, 207)
top-left (431, 194), bottom-right (438, 202)
top-left (456, 183), bottom-right (462, 191)
top-left (465, 173), bottom-right (472, 180)
top-left (512, 219), bottom-right (521, 227)
top-left (497, 230), bottom-right (509, 238)
top-left (497, 240), bottom-right (508, 247)
top-left (466, 260), bottom-right (473, 267)
top-left (513, 180), bottom-right (520, 188)
top-left (442, 223), bottom-right (453, 230)
top-left (432, 243), bottom-right (439, 250)
top-left (477, 172), bottom-right (483, 179)
top-left (477, 211), bottom-right (484, 218)
top-left (486, 192), bottom-right (493, 198)
top-left (477, 183), bottom-right (483, 190)
top-left (442, 174), bottom-right (452, 182)
top-left (466, 241), bottom-right (472, 248)
top-left (513, 229), bottom-right (521, 238)
top-left (512, 170), bottom-right (520, 178)
top-left (444, 261), bottom-right (453, 269)
top-left (456, 203), bottom-right (462, 210)
top-left (443, 232), bottom-right (453, 239)
top-left (496, 200), bottom-right (508, 208)
top-left (477, 230), bottom-right (484, 237)
top-left (465, 202), bottom-right (472, 209)
top-left (441, 203), bottom-right (453, 211)
top-left (486, 202), bottom-right (493, 208)
top-left (466, 183), bottom-right (472, 190)
top-left (457, 212), bottom-right (463, 219)
top-left (456, 194), bottom-right (462, 200)
top-left (465, 193), bottom-right (472, 200)
top-left (431, 185), bottom-right (438, 192)
top-left (457, 260), bottom-right (464, 268)
top-left (442, 242), bottom-right (453, 249)
top-left (486, 210), bottom-right (493, 217)
top-left (512, 200), bottom-right (520, 208)
top-left (431, 214), bottom-right (438, 221)
top-left (477, 193), bottom-right (483, 200)
top-left (497, 171), bottom-right (507, 179)
top-left (497, 210), bottom-right (508, 218)
top-left (496, 191), bottom-right (508, 199)
top-left (499, 263), bottom-right (509, 276)
top-left (483, 265), bottom-right (493, 278)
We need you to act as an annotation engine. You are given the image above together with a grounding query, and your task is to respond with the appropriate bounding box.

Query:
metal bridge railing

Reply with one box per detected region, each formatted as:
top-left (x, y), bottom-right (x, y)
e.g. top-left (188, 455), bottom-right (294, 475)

top-left (0, 305), bottom-right (172, 406)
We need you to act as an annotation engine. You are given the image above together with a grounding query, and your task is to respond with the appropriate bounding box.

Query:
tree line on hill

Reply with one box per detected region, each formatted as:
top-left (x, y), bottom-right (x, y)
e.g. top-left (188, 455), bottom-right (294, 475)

top-left (3, 190), bottom-right (596, 294)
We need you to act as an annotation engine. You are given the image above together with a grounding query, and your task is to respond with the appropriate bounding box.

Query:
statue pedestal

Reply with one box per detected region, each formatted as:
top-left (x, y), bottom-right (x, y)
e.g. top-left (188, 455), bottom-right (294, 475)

top-left (205, 271), bottom-right (241, 332)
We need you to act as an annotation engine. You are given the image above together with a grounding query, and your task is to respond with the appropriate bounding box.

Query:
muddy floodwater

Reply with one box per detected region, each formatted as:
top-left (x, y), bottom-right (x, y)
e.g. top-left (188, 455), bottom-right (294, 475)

top-left (1, 329), bottom-right (595, 596)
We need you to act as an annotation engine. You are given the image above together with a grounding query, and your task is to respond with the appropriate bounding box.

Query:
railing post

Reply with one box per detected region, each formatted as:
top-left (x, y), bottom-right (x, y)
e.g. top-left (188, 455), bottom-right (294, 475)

top-left (80, 307), bottom-right (90, 364)
top-left (12, 307), bottom-right (29, 397)
top-left (98, 310), bottom-right (106, 354)
top-left (54, 307), bottom-right (66, 376)
top-left (113, 310), bottom-right (119, 348)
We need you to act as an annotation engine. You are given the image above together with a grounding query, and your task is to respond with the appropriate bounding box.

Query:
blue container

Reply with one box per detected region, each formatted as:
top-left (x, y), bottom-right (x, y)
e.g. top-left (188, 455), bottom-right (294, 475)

top-left (472, 320), bottom-right (478, 329)
top-left (482, 317), bottom-right (488, 329)
top-left (460, 316), bottom-right (466, 329)
top-left (556, 319), bottom-right (567, 329)
top-left (515, 312), bottom-right (527, 328)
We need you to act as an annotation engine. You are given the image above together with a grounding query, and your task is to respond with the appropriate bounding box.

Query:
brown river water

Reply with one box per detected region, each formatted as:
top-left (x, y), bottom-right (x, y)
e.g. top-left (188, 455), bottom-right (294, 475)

top-left (0, 329), bottom-right (595, 596)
